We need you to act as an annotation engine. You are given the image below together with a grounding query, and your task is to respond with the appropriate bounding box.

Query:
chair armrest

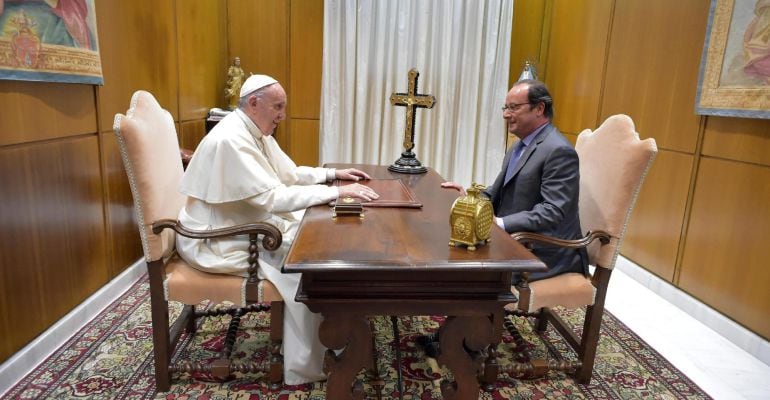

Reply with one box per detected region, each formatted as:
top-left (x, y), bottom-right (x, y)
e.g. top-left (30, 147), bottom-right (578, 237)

top-left (512, 231), bottom-right (613, 311)
top-left (152, 219), bottom-right (282, 251)
top-left (511, 230), bottom-right (611, 250)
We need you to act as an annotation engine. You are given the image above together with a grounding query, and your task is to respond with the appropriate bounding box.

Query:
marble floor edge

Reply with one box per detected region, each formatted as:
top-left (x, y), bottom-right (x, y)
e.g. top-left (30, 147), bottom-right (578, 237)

top-left (609, 256), bottom-right (770, 399)
top-left (613, 255), bottom-right (770, 368)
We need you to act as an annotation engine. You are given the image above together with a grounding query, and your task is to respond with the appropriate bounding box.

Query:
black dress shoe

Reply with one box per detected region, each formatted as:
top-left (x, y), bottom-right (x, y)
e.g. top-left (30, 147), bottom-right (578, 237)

top-left (423, 341), bottom-right (440, 358)
top-left (415, 333), bottom-right (440, 358)
top-left (415, 333), bottom-right (433, 347)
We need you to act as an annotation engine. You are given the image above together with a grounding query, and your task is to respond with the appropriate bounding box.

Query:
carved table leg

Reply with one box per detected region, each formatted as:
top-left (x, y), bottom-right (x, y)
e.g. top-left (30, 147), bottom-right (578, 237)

top-left (319, 313), bottom-right (373, 400)
top-left (481, 310), bottom-right (503, 391)
top-left (436, 316), bottom-right (493, 400)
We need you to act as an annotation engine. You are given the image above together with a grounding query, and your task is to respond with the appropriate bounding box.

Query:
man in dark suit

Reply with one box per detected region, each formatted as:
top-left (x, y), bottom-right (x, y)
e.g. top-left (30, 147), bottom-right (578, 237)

top-left (418, 80), bottom-right (587, 358)
top-left (442, 79), bottom-right (587, 281)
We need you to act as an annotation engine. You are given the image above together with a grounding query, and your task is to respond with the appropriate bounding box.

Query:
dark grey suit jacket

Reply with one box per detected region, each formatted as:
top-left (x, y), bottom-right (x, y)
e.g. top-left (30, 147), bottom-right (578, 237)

top-left (484, 123), bottom-right (587, 281)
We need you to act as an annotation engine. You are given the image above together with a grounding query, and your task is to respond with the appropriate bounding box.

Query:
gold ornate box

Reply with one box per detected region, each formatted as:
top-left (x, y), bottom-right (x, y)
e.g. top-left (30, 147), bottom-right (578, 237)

top-left (449, 183), bottom-right (493, 251)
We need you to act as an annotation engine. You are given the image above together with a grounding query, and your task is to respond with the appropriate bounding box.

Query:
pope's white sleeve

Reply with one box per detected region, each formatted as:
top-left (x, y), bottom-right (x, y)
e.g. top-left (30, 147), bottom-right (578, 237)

top-left (295, 166), bottom-right (333, 185)
top-left (246, 183), bottom-right (339, 213)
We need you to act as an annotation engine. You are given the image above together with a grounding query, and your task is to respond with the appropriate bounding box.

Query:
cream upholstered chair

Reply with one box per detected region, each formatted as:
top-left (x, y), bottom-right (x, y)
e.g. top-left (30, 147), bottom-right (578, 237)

top-left (114, 90), bottom-right (284, 391)
top-left (488, 114), bottom-right (657, 384)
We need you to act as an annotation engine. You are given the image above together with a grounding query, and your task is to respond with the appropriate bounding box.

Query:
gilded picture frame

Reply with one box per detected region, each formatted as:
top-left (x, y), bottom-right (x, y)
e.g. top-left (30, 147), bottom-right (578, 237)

top-left (696, 0), bottom-right (770, 119)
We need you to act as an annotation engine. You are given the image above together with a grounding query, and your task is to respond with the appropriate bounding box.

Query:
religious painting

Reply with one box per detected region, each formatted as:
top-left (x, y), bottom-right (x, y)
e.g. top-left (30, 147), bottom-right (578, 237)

top-left (696, 0), bottom-right (770, 118)
top-left (696, 0), bottom-right (770, 119)
top-left (0, 0), bottom-right (103, 85)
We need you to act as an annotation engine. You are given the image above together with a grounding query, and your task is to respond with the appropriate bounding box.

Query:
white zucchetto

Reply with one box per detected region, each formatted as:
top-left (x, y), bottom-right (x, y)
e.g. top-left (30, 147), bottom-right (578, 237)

top-left (239, 74), bottom-right (278, 98)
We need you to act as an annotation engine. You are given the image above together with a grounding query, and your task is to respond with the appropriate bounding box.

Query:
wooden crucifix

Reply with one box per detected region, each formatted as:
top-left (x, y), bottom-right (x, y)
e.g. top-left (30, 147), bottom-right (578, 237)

top-left (388, 68), bottom-right (435, 174)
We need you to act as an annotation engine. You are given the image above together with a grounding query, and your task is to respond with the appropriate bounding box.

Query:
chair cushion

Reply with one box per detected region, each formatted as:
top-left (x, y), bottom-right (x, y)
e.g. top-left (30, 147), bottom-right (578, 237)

top-left (511, 273), bottom-right (596, 311)
top-left (164, 254), bottom-right (247, 306)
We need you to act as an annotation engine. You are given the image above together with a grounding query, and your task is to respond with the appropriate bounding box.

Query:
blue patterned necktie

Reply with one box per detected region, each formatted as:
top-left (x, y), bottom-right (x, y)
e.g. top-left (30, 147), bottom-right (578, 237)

top-left (504, 140), bottom-right (526, 182)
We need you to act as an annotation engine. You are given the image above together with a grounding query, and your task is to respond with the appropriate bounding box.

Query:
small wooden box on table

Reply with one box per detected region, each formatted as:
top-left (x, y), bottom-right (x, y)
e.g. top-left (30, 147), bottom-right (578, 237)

top-left (284, 164), bottom-right (546, 400)
top-left (332, 196), bottom-right (364, 219)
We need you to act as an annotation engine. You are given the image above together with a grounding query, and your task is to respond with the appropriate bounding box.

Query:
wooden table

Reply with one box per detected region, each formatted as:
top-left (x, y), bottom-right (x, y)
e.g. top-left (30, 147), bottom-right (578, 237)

top-left (283, 164), bottom-right (546, 400)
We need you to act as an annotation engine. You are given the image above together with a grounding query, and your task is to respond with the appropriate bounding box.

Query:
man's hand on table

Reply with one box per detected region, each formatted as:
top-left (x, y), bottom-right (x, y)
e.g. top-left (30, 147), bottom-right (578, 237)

top-left (336, 168), bottom-right (371, 181)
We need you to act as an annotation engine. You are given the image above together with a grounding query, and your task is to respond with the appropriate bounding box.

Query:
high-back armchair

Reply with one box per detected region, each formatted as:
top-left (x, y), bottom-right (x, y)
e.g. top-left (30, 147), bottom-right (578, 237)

top-left (491, 114), bottom-right (657, 384)
top-left (113, 90), bottom-right (284, 391)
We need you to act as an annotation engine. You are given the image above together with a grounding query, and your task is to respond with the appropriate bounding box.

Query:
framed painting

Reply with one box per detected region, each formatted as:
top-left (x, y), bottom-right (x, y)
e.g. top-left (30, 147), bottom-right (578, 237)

top-left (696, 0), bottom-right (770, 119)
top-left (0, 0), bottom-right (103, 85)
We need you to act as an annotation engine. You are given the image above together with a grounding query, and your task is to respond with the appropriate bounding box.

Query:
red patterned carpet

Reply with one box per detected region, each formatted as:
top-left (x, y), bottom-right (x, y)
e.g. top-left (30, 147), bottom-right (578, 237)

top-left (4, 275), bottom-right (710, 399)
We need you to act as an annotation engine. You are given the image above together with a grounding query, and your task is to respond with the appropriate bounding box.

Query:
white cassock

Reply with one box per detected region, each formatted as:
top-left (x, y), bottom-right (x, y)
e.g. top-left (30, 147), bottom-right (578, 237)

top-left (176, 109), bottom-right (338, 385)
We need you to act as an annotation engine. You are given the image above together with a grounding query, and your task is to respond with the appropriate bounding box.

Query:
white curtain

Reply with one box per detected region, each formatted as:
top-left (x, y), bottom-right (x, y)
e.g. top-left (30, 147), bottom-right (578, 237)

top-left (320, 0), bottom-right (513, 186)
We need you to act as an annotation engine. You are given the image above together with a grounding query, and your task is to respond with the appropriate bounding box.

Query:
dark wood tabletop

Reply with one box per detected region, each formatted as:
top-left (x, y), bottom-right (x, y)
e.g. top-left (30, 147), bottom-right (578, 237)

top-left (283, 164), bottom-right (547, 400)
top-left (284, 164), bottom-right (544, 274)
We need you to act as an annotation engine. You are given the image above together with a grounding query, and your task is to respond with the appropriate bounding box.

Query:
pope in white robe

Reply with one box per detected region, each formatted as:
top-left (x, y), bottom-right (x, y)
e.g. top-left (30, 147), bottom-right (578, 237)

top-left (176, 74), bottom-right (378, 385)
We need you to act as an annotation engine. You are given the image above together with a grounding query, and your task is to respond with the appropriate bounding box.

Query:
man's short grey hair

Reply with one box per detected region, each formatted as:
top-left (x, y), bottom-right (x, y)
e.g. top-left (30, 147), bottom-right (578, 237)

top-left (237, 83), bottom-right (276, 110)
top-left (516, 79), bottom-right (554, 119)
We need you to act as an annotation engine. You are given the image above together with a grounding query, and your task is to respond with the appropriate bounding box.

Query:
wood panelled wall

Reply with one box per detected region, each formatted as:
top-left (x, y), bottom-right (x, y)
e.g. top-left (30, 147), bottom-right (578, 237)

top-left (0, 0), bottom-right (323, 363)
top-left (512, 0), bottom-right (770, 340)
top-left (3, 0), bottom-right (767, 364)
top-left (227, 0), bottom-right (323, 167)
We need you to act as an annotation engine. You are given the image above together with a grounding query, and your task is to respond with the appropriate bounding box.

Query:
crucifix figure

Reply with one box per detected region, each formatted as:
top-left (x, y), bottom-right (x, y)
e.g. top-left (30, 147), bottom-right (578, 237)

top-left (388, 68), bottom-right (435, 174)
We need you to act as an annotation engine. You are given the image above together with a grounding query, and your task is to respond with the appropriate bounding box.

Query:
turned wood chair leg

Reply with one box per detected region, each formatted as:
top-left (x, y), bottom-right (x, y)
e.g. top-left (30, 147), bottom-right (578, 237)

top-left (576, 303), bottom-right (604, 384)
top-left (185, 304), bottom-right (196, 333)
top-left (148, 260), bottom-right (172, 392)
top-left (268, 301), bottom-right (284, 389)
top-left (151, 303), bottom-right (172, 392)
top-left (534, 312), bottom-right (549, 332)
top-left (390, 315), bottom-right (405, 399)
top-left (481, 344), bottom-right (499, 391)
top-left (211, 308), bottom-right (244, 380)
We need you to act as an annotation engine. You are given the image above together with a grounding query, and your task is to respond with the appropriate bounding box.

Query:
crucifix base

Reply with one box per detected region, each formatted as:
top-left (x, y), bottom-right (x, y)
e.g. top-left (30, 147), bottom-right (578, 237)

top-left (389, 151), bottom-right (427, 174)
